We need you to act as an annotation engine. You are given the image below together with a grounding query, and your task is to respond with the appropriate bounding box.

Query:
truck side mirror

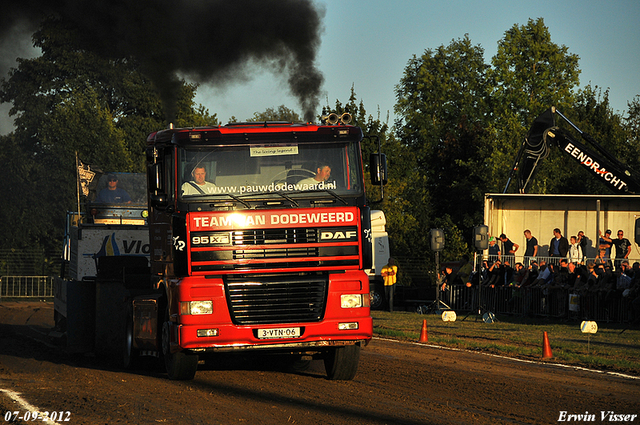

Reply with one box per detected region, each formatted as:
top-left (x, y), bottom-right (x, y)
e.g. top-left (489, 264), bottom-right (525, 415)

top-left (148, 162), bottom-right (168, 209)
top-left (151, 163), bottom-right (163, 191)
top-left (370, 153), bottom-right (388, 186)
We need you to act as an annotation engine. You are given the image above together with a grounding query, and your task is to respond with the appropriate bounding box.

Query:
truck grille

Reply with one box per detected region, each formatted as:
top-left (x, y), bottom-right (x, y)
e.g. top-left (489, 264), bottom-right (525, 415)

top-left (225, 276), bottom-right (327, 325)
top-left (232, 228), bottom-right (318, 245)
top-left (190, 225), bottom-right (359, 273)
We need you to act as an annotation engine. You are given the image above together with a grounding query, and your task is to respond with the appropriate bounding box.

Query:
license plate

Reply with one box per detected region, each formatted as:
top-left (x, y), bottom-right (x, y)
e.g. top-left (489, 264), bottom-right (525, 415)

top-left (257, 327), bottom-right (301, 339)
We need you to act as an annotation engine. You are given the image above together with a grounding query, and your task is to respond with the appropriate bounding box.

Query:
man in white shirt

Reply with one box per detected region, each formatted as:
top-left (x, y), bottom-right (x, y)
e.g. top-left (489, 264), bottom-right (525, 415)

top-left (297, 163), bottom-right (332, 189)
top-left (181, 166), bottom-right (217, 195)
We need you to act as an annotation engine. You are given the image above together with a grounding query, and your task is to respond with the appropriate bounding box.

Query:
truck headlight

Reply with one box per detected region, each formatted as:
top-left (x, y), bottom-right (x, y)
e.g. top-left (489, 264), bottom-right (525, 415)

top-left (180, 300), bottom-right (213, 315)
top-left (341, 294), bottom-right (363, 308)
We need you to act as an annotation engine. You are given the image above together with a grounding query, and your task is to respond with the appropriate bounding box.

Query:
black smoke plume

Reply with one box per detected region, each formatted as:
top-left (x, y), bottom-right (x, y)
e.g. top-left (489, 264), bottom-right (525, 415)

top-left (1, 0), bottom-right (325, 122)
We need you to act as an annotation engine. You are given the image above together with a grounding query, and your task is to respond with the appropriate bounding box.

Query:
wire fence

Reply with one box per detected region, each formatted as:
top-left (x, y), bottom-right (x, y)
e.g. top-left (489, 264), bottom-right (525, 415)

top-left (0, 249), bottom-right (62, 277)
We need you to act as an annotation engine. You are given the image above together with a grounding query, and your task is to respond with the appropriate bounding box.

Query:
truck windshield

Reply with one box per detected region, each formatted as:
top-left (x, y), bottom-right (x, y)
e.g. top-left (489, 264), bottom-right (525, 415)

top-left (178, 141), bottom-right (363, 200)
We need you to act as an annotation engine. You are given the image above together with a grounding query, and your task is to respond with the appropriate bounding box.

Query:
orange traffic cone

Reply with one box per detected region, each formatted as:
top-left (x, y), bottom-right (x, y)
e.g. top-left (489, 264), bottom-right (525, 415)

top-left (419, 319), bottom-right (428, 342)
top-left (542, 331), bottom-right (553, 359)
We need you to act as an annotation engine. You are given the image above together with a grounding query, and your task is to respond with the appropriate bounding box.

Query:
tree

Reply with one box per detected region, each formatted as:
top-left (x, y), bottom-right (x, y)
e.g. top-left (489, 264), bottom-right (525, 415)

top-left (549, 86), bottom-right (636, 194)
top-left (249, 105), bottom-right (302, 122)
top-left (321, 88), bottom-right (426, 281)
top-left (624, 95), bottom-right (640, 164)
top-left (0, 18), bottom-right (215, 252)
top-left (394, 35), bottom-right (493, 260)
top-left (489, 18), bottom-right (581, 193)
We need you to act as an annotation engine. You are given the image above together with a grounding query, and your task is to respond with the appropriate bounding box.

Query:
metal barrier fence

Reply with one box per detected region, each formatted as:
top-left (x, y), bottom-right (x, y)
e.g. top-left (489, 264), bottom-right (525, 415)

top-left (482, 254), bottom-right (640, 270)
top-left (0, 276), bottom-right (55, 298)
top-left (435, 285), bottom-right (635, 323)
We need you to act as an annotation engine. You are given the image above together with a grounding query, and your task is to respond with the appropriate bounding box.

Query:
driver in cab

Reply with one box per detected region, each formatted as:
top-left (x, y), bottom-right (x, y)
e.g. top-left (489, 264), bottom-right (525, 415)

top-left (181, 166), bottom-right (217, 195)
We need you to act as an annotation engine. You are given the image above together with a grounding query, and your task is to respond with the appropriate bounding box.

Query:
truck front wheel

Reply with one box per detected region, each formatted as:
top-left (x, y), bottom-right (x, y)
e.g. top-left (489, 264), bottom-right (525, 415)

top-left (369, 287), bottom-right (384, 310)
top-left (161, 305), bottom-right (198, 380)
top-left (323, 344), bottom-right (361, 380)
top-left (123, 304), bottom-right (139, 369)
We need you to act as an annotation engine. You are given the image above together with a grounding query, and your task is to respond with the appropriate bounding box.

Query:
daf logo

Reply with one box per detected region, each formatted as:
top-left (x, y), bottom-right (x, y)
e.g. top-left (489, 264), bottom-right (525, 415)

top-left (320, 231), bottom-right (357, 240)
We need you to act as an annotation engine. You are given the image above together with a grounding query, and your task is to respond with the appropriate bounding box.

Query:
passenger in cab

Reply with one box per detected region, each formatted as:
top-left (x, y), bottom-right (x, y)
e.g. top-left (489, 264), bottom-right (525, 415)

top-left (297, 163), bottom-right (332, 189)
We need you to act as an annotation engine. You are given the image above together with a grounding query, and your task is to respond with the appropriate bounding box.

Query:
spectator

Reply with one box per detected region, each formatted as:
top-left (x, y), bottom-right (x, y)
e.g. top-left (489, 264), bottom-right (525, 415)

top-left (381, 258), bottom-right (398, 312)
top-left (577, 231), bottom-right (588, 261)
top-left (437, 265), bottom-right (454, 308)
top-left (437, 265), bottom-right (453, 291)
top-left (572, 262), bottom-right (591, 295)
top-left (488, 237), bottom-right (500, 261)
top-left (483, 260), bottom-right (502, 287)
top-left (478, 260), bottom-right (490, 285)
top-left (617, 260), bottom-right (633, 293)
top-left (627, 269), bottom-right (640, 324)
top-left (599, 229), bottom-right (614, 264)
top-left (553, 259), bottom-right (571, 289)
top-left (586, 262), bottom-right (598, 289)
top-left (523, 229), bottom-right (538, 266)
top-left (507, 262), bottom-right (526, 313)
top-left (532, 260), bottom-right (553, 287)
top-left (567, 236), bottom-right (583, 265)
top-left (502, 260), bottom-right (515, 286)
top-left (548, 228), bottom-right (569, 263)
top-left (632, 262), bottom-right (640, 287)
top-left (499, 234), bottom-right (519, 264)
top-left (510, 262), bottom-right (526, 286)
top-left (595, 247), bottom-right (612, 269)
top-left (453, 254), bottom-right (472, 286)
top-left (612, 230), bottom-right (632, 270)
top-left (522, 261), bottom-right (539, 287)
top-left (566, 261), bottom-right (579, 289)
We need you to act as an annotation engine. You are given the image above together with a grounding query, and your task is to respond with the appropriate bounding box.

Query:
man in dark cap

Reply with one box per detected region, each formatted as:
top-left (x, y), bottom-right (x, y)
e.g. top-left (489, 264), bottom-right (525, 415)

top-left (95, 174), bottom-right (131, 203)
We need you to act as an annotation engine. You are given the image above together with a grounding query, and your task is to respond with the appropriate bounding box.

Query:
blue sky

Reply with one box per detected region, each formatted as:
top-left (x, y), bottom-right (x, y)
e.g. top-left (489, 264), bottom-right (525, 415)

top-left (196, 0), bottom-right (640, 124)
top-left (1, 0), bottom-right (639, 133)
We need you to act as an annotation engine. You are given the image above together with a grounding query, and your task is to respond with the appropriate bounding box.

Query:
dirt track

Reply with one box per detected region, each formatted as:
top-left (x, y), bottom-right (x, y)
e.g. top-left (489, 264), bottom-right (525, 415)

top-left (1, 302), bottom-right (639, 424)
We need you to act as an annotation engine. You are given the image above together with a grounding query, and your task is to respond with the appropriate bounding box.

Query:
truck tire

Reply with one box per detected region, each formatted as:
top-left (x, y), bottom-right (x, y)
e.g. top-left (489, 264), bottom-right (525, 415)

top-left (369, 286), bottom-right (384, 310)
top-left (161, 304), bottom-right (198, 380)
top-left (369, 277), bottom-right (385, 310)
top-left (323, 344), bottom-right (361, 380)
top-left (289, 357), bottom-right (312, 373)
top-left (123, 304), bottom-right (139, 369)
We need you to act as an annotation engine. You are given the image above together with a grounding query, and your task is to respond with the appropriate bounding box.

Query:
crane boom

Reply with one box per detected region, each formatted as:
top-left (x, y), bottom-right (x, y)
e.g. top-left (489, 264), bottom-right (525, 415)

top-left (504, 107), bottom-right (640, 194)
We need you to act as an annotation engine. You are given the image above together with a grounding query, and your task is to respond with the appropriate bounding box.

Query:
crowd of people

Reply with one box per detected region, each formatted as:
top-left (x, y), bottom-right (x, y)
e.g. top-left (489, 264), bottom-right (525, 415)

top-left (485, 228), bottom-right (634, 268)
top-left (471, 257), bottom-right (640, 322)
top-left (437, 228), bottom-right (640, 323)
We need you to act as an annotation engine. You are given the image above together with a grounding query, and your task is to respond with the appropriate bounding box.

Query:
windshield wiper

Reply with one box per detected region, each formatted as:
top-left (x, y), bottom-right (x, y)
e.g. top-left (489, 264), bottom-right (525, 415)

top-left (318, 190), bottom-right (348, 205)
top-left (271, 192), bottom-right (299, 207)
top-left (218, 193), bottom-right (252, 208)
top-left (274, 189), bottom-right (349, 205)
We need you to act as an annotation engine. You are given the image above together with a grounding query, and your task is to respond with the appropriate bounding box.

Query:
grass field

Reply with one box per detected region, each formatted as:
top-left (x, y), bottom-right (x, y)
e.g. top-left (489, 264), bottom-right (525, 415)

top-left (371, 310), bottom-right (640, 376)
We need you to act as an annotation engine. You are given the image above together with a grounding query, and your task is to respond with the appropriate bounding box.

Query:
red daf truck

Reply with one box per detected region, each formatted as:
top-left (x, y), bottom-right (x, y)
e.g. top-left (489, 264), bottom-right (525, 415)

top-left (147, 113), bottom-right (384, 380)
top-left (56, 113), bottom-right (386, 381)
